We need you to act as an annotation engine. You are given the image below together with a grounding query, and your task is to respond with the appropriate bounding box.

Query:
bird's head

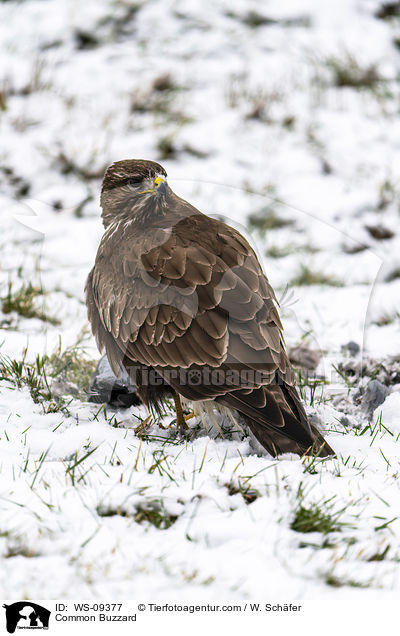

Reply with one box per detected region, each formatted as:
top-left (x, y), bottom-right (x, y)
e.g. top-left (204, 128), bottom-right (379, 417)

top-left (100, 159), bottom-right (169, 227)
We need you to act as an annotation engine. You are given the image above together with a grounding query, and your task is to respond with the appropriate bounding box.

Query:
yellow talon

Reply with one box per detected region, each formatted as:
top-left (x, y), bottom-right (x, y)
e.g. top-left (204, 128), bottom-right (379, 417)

top-left (134, 415), bottom-right (153, 435)
top-left (135, 404), bottom-right (194, 435)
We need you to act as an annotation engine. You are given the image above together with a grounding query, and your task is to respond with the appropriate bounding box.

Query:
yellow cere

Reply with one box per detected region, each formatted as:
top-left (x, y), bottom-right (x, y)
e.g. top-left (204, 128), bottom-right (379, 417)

top-left (138, 175), bottom-right (166, 195)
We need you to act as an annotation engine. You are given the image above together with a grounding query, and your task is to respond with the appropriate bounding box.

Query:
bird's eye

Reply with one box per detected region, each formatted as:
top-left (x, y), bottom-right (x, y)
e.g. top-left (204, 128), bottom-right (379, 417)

top-left (127, 177), bottom-right (142, 186)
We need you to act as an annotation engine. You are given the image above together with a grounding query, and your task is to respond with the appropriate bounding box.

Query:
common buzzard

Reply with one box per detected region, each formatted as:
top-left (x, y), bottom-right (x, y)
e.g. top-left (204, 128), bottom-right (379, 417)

top-left (85, 159), bottom-right (333, 457)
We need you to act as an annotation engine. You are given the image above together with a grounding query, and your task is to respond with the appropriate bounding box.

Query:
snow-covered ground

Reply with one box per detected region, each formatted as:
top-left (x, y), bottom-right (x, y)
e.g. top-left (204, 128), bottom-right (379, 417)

top-left (1, 0), bottom-right (400, 599)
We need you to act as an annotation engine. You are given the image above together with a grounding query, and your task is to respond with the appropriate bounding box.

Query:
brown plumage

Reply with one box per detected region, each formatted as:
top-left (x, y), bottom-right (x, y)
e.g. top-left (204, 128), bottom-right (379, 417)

top-left (85, 159), bottom-right (334, 457)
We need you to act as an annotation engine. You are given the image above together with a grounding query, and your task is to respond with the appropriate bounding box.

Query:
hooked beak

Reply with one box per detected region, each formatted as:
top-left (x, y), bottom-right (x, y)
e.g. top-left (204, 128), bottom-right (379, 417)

top-left (154, 176), bottom-right (167, 197)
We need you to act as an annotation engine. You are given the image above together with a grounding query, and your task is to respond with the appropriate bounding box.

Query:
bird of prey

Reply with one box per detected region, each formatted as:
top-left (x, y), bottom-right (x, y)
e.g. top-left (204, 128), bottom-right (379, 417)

top-left (85, 159), bottom-right (334, 457)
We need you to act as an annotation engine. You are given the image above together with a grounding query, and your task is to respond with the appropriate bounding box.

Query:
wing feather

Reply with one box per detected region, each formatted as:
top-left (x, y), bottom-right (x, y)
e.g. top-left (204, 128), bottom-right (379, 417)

top-left (88, 210), bottom-right (289, 389)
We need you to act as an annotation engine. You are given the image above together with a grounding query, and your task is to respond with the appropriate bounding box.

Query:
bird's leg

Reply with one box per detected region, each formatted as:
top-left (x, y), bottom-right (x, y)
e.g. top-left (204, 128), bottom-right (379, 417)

top-left (173, 392), bottom-right (189, 432)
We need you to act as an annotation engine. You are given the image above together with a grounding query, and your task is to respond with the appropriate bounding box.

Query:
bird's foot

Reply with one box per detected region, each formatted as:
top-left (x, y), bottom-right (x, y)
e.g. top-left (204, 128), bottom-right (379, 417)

top-left (134, 415), bottom-right (153, 435)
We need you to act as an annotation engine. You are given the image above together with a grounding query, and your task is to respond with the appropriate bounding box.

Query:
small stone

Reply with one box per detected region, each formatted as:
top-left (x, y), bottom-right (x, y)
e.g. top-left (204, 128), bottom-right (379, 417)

top-left (361, 379), bottom-right (388, 413)
top-left (365, 224), bottom-right (394, 240)
top-left (74, 30), bottom-right (99, 50)
top-left (341, 341), bottom-right (360, 356)
top-left (339, 415), bottom-right (360, 429)
top-left (307, 412), bottom-right (323, 428)
top-left (152, 73), bottom-right (174, 92)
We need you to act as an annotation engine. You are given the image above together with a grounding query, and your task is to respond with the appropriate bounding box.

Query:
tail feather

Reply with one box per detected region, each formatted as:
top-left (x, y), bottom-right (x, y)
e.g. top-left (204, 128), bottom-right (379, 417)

top-left (217, 375), bottom-right (334, 457)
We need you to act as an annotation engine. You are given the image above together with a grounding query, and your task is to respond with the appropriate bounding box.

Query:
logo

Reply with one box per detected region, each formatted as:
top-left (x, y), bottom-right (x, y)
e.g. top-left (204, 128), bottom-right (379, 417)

top-left (2, 603), bottom-right (51, 633)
